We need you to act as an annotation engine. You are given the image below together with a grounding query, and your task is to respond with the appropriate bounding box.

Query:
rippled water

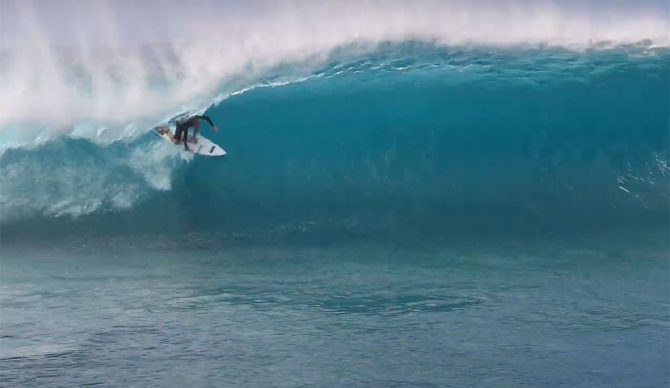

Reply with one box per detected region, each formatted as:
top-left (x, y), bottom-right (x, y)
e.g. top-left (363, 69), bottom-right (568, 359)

top-left (1, 239), bottom-right (667, 387)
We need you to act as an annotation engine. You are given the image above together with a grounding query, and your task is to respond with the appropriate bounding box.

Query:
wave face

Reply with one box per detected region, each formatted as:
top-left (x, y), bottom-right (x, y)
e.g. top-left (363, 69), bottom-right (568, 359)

top-left (2, 42), bottom-right (668, 243)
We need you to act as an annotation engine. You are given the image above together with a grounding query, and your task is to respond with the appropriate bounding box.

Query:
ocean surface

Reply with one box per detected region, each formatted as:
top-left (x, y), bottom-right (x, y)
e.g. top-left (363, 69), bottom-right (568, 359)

top-left (1, 3), bottom-right (669, 385)
top-left (1, 239), bottom-right (668, 387)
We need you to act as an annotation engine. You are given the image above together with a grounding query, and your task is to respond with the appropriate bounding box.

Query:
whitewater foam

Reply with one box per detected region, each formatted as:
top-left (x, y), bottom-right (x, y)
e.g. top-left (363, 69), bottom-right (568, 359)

top-left (0, 0), bottom-right (667, 151)
top-left (0, 136), bottom-right (186, 222)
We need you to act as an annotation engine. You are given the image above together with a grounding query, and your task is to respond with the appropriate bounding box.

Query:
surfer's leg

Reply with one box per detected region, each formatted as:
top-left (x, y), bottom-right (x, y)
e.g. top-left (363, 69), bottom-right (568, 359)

top-left (174, 123), bottom-right (191, 150)
top-left (173, 124), bottom-right (185, 144)
top-left (182, 129), bottom-right (190, 150)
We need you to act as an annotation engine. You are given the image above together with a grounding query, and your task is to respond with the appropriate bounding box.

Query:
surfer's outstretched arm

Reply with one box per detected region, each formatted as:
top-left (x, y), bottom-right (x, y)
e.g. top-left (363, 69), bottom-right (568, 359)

top-left (197, 115), bottom-right (218, 132)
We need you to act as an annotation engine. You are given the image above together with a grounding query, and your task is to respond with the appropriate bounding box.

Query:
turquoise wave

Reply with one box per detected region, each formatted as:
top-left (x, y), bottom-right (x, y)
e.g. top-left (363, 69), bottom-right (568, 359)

top-left (1, 43), bottom-right (668, 242)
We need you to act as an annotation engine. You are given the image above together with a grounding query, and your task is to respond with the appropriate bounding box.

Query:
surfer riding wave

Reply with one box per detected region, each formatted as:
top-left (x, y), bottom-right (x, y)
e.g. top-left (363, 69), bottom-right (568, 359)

top-left (156, 115), bottom-right (218, 151)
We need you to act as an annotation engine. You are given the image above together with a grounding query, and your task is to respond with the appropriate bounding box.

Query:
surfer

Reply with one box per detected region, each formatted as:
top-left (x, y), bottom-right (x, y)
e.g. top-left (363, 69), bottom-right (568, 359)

top-left (157, 115), bottom-right (218, 150)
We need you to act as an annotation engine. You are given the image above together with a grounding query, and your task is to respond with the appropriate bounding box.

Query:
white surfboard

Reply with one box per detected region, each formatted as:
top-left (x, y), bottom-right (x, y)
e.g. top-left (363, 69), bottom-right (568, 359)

top-left (154, 126), bottom-right (226, 157)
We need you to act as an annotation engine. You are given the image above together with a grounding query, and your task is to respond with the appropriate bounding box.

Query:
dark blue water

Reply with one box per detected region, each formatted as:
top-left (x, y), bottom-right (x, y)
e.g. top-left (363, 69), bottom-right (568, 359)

top-left (1, 239), bottom-right (668, 387)
top-left (1, 43), bottom-right (669, 386)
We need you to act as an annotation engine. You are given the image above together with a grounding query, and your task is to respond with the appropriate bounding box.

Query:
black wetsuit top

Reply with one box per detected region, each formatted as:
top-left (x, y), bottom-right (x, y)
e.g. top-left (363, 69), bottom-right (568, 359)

top-left (174, 115), bottom-right (214, 140)
top-left (173, 115), bottom-right (214, 150)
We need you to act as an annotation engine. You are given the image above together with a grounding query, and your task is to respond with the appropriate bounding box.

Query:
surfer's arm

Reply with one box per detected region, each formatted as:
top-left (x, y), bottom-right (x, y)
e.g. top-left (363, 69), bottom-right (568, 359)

top-left (198, 115), bottom-right (218, 132)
